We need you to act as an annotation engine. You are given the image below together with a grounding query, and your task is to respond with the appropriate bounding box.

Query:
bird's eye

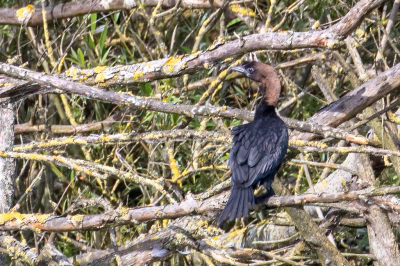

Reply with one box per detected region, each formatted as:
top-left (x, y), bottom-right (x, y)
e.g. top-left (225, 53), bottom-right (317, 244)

top-left (248, 67), bottom-right (254, 73)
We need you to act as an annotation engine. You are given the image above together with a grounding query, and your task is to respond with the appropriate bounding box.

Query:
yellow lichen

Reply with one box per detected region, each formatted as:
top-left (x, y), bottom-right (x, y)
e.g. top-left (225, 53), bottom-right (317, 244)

top-left (163, 56), bottom-right (183, 74)
top-left (54, 156), bottom-right (67, 164)
top-left (229, 5), bottom-right (255, 17)
top-left (95, 72), bottom-right (106, 83)
top-left (119, 206), bottom-right (130, 216)
top-left (210, 80), bottom-right (219, 88)
top-left (35, 214), bottom-right (51, 224)
top-left (85, 72), bottom-right (94, 78)
top-left (327, 40), bottom-right (339, 49)
top-left (355, 29), bottom-right (365, 38)
top-left (94, 66), bottom-right (108, 73)
top-left (0, 212), bottom-right (25, 225)
top-left (16, 5), bottom-right (35, 19)
top-left (309, 141), bottom-right (327, 148)
top-left (163, 219), bottom-right (169, 227)
top-left (292, 140), bottom-right (305, 146)
top-left (83, 169), bottom-right (92, 176)
top-left (294, 198), bottom-right (303, 204)
top-left (226, 228), bottom-right (246, 242)
top-left (168, 148), bottom-right (180, 178)
top-left (337, 147), bottom-right (351, 153)
top-left (198, 26), bottom-right (206, 35)
top-left (384, 155), bottom-right (391, 166)
top-left (219, 69), bottom-right (228, 78)
top-left (387, 112), bottom-right (400, 124)
top-left (100, 135), bottom-right (113, 142)
top-left (197, 220), bottom-right (208, 227)
top-left (66, 67), bottom-right (78, 80)
top-left (191, 51), bottom-right (201, 57)
top-left (290, 140), bottom-right (327, 148)
top-left (69, 214), bottom-right (84, 225)
top-left (133, 71), bottom-right (144, 80)
top-left (222, 57), bottom-right (233, 63)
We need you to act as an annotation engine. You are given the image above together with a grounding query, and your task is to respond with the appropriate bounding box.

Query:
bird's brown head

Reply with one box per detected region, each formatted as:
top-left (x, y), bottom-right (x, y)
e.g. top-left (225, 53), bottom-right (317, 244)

top-left (231, 61), bottom-right (281, 106)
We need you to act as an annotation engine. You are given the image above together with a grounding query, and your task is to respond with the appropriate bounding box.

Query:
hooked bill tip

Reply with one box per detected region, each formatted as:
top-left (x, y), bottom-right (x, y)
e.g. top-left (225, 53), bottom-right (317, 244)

top-left (230, 65), bottom-right (247, 75)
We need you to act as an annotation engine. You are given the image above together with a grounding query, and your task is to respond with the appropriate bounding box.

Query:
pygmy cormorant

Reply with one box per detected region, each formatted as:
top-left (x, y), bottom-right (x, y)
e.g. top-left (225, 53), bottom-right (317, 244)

top-left (217, 62), bottom-right (288, 227)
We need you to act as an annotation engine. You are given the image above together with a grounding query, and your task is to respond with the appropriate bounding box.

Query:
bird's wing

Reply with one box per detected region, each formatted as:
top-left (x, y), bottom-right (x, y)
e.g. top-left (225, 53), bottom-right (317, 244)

top-left (229, 118), bottom-right (288, 187)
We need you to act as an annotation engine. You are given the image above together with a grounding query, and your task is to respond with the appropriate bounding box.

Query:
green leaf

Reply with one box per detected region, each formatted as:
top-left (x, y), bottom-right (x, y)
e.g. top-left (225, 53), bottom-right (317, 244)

top-left (99, 24), bottom-right (108, 53)
top-left (189, 119), bottom-right (200, 129)
top-left (233, 84), bottom-right (245, 96)
top-left (70, 48), bottom-right (77, 59)
top-left (113, 12), bottom-right (120, 22)
top-left (101, 46), bottom-right (112, 64)
top-left (50, 163), bottom-right (67, 182)
top-left (141, 82), bottom-right (152, 96)
top-left (87, 34), bottom-right (95, 50)
top-left (77, 48), bottom-right (85, 68)
top-left (142, 112), bottom-right (154, 123)
top-left (206, 120), bottom-right (216, 128)
top-left (66, 58), bottom-right (79, 65)
top-left (231, 119), bottom-right (242, 127)
top-left (180, 45), bottom-right (192, 54)
top-left (90, 13), bottom-right (97, 32)
top-left (227, 18), bottom-right (241, 28)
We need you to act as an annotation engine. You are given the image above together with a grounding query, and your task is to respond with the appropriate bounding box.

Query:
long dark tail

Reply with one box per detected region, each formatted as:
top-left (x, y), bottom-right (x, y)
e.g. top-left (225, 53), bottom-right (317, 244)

top-left (217, 186), bottom-right (255, 227)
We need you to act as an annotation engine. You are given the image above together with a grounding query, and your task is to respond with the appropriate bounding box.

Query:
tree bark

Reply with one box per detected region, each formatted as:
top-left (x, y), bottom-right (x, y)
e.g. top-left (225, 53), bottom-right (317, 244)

top-left (0, 103), bottom-right (16, 265)
top-left (365, 205), bottom-right (400, 266)
top-left (0, 103), bottom-right (15, 213)
top-left (272, 181), bottom-right (350, 266)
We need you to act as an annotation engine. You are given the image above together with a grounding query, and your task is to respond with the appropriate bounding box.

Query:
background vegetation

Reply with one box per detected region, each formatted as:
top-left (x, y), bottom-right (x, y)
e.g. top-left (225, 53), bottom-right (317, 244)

top-left (0, 0), bottom-right (400, 265)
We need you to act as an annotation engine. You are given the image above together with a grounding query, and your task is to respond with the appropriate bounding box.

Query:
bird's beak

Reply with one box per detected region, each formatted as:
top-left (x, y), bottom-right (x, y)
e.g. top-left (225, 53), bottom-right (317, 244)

top-left (231, 66), bottom-right (249, 77)
top-left (231, 66), bottom-right (257, 81)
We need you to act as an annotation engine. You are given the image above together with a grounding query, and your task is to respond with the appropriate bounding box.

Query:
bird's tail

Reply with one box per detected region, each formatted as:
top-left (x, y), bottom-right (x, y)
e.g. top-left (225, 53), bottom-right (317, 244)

top-left (217, 186), bottom-right (255, 227)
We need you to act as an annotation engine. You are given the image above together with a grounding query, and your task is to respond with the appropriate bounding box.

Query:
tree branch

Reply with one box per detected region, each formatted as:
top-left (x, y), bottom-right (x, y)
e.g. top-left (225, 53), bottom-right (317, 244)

top-left (2, 186), bottom-right (400, 232)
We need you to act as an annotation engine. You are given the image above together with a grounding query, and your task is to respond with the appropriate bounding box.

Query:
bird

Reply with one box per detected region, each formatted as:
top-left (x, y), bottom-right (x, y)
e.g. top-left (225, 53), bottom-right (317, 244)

top-left (217, 61), bottom-right (288, 227)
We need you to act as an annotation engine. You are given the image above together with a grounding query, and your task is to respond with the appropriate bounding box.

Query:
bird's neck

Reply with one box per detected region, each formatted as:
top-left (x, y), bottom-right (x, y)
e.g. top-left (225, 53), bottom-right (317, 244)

top-left (254, 100), bottom-right (276, 120)
top-left (259, 68), bottom-right (281, 106)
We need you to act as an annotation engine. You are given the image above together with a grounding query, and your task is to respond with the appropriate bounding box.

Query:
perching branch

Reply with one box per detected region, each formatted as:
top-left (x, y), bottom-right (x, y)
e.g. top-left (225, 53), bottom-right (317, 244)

top-left (0, 62), bottom-right (390, 147)
top-left (2, 186), bottom-right (400, 232)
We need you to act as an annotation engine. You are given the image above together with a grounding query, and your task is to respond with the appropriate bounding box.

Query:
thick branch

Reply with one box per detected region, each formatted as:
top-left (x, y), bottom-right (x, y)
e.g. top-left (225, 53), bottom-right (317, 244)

top-left (1, 0), bottom-right (231, 26)
top-left (0, 0), bottom-right (380, 86)
top-left (295, 61), bottom-right (400, 140)
top-left (2, 186), bottom-right (400, 232)
top-left (0, 63), bottom-right (383, 146)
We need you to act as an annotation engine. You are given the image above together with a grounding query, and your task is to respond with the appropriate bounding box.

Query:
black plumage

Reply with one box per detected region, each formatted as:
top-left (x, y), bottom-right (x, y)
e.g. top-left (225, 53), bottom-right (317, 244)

top-left (217, 62), bottom-right (288, 227)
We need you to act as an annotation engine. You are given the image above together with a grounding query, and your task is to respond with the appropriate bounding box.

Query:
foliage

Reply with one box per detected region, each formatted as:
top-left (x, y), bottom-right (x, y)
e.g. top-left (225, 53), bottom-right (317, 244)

top-left (0, 0), bottom-right (399, 265)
